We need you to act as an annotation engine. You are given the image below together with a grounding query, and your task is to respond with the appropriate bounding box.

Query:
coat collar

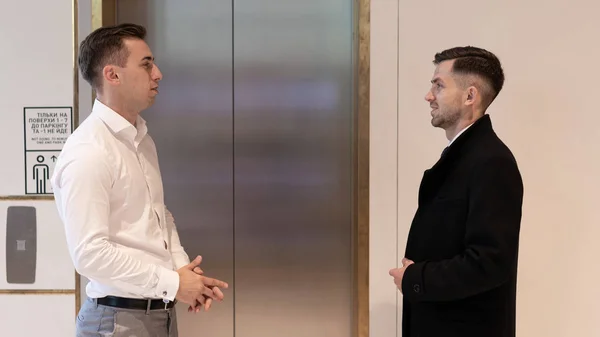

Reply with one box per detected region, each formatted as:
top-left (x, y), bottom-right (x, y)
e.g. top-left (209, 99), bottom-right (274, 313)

top-left (417, 114), bottom-right (494, 205)
top-left (436, 114), bottom-right (493, 167)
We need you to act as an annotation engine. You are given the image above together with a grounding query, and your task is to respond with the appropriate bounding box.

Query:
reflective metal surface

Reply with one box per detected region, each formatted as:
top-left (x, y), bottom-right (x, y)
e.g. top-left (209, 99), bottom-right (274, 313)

top-left (117, 2), bottom-right (234, 337)
top-left (233, 1), bottom-right (354, 336)
top-left (117, 1), bottom-right (354, 335)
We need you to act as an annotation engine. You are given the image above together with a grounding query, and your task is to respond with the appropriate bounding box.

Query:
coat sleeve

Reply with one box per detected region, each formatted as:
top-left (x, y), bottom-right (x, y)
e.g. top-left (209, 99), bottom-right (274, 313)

top-left (401, 156), bottom-right (524, 302)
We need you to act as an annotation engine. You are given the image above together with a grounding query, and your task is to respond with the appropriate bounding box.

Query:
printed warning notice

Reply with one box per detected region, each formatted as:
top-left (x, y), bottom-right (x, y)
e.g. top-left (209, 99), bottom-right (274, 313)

top-left (24, 107), bottom-right (73, 151)
top-left (23, 107), bottom-right (73, 195)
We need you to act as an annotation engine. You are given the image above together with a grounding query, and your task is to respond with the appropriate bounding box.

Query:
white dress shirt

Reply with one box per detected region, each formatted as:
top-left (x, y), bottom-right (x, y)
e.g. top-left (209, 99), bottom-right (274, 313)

top-left (51, 99), bottom-right (189, 302)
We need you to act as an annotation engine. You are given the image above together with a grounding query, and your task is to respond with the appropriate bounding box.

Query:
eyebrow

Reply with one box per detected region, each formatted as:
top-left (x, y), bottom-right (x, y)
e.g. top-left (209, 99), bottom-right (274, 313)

top-left (431, 77), bottom-right (443, 84)
top-left (140, 56), bottom-right (154, 62)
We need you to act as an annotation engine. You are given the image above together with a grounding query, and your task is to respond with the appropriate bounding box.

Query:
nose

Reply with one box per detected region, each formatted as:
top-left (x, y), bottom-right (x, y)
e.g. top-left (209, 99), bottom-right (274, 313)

top-left (152, 64), bottom-right (163, 82)
top-left (424, 90), bottom-right (434, 102)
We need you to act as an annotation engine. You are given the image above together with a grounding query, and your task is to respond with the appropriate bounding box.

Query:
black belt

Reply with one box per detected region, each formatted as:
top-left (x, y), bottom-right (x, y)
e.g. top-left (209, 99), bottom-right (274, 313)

top-left (97, 296), bottom-right (176, 311)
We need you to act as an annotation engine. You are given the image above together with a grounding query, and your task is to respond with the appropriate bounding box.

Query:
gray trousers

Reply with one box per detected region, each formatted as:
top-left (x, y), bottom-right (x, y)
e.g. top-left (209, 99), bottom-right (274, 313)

top-left (76, 297), bottom-right (178, 337)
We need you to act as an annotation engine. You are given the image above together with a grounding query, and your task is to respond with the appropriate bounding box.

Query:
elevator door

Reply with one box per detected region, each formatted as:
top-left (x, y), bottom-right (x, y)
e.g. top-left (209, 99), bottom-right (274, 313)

top-left (117, 1), bottom-right (354, 336)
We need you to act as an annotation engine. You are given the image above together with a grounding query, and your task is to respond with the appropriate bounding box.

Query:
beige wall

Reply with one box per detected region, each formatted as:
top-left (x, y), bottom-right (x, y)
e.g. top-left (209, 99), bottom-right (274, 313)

top-left (369, 0), bottom-right (400, 336)
top-left (370, 0), bottom-right (600, 336)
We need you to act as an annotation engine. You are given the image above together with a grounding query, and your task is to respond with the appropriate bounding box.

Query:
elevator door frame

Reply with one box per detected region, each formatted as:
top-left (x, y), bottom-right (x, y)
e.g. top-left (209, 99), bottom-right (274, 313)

top-left (86, 1), bottom-right (370, 336)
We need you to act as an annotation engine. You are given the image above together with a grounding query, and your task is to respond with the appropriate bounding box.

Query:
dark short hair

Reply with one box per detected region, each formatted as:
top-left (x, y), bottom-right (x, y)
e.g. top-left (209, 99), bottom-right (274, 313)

top-left (78, 23), bottom-right (147, 91)
top-left (434, 46), bottom-right (504, 106)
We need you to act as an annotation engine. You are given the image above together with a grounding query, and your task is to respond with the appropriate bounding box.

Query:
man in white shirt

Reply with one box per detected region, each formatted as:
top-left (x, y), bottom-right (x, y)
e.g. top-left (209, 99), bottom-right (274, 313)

top-left (51, 23), bottom-right (228, 337)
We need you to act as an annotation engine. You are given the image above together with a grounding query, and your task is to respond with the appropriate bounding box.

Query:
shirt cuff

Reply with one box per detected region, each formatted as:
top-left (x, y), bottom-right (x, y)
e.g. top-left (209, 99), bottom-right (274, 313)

top-left (156, 267), bottom-right (180, 302)
top-left (172, 255), bottom-right (191, 270)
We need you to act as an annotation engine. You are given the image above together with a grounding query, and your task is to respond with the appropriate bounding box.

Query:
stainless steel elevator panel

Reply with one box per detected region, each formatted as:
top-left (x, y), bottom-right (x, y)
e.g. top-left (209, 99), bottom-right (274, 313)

top-left (233, 1), bottom-right (354, 336)
top-left (117, 2), bottom-right (234, 337)
top-left (117, 1), bottom-right (354, 335)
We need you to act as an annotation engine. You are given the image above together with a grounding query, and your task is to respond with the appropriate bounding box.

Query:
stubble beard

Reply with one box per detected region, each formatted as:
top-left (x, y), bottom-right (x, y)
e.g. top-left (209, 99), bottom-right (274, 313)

top-left (431, 107), bottom-right (461, 130)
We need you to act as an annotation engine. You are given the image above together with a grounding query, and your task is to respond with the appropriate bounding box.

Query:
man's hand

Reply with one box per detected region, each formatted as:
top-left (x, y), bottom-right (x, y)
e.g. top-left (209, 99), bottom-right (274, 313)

top-left (187, 263), bottom-right (206, 312)
top-left (188, 286), bottom-right (225, 313)
top-left (389, 258), bottom-right (415, 293)
top-left (175, 256), bottom-right (228, 309)
top-left (185, 256), bottom-right (228, 313)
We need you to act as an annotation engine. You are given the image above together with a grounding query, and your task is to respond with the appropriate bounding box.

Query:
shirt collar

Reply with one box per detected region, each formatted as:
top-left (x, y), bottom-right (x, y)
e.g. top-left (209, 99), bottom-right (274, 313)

top-left (448, 122), bottom-right (474, 147)
top-left (92, 99), bottom-right (148, 146)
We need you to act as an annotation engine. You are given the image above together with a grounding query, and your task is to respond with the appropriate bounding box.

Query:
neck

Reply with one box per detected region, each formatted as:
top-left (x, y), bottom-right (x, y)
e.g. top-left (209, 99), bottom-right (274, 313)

top-left (96, 94), bottom-right (139, 125)
top-left (445, 111), bottom-right (484, 141)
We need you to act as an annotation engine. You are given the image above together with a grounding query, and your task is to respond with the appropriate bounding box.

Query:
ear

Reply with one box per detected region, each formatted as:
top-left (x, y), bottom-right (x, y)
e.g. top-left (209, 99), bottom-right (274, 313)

top-left (464, 86), bottom-right (477, 106)
top-left (102, 65), bottom-right (120, 87)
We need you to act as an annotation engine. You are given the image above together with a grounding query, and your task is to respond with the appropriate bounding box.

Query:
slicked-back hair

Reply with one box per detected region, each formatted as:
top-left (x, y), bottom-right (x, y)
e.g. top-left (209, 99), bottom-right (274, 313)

top-left (434, 46), bottom-right (505, 107)
top-left (78, 23), bottom-right (147, 91)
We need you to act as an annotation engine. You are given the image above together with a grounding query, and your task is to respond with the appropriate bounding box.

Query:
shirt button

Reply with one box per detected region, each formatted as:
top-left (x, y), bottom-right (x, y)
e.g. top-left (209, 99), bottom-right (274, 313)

top-left (163, 291), bottom-right (167, 296)
top-left (413, 284), bottom-right (421, 293)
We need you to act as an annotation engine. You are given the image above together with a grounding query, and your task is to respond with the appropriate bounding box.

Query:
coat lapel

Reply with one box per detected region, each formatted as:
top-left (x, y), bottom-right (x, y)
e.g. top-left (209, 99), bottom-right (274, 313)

top-left (417, 115), bottom-right (493, 206)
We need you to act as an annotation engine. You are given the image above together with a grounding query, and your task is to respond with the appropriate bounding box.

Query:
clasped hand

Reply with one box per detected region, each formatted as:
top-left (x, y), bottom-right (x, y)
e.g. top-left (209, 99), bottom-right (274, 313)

top-left (176, 255), bottom-right (229, 313)
top-left (389, 257), bottom-right (414, 293)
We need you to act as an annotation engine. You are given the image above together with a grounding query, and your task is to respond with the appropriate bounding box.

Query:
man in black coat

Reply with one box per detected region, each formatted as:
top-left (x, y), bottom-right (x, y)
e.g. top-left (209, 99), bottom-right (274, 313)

top-left (389, 46), bottom-right (524, 337)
